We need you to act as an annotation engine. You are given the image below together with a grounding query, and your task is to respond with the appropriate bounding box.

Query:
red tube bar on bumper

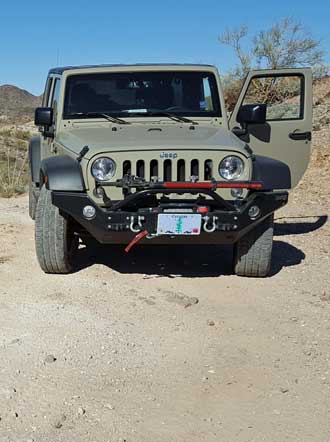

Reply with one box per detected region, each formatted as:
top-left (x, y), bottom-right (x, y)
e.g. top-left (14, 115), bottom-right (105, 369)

top-left (163, 181), bottom-right (263, 190)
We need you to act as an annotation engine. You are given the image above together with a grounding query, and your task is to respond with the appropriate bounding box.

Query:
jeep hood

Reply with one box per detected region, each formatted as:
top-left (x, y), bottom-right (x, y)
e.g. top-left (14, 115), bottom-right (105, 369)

top-left (57, 124), bottom-right (248, 159)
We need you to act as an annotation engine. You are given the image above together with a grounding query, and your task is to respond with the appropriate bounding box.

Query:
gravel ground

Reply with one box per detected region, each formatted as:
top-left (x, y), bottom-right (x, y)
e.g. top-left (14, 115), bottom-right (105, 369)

top-left (0, 154), bottom-right (330, 441)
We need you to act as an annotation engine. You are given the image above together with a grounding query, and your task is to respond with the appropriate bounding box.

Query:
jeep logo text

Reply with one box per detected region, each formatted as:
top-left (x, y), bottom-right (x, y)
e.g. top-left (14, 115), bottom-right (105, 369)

top-left (160, 152), bottom-right (178, 159)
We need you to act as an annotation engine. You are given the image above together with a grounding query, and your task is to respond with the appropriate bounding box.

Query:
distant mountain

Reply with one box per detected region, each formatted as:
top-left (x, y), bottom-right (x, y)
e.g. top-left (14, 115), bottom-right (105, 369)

top-left (0, 85), bottom-right (41, 123)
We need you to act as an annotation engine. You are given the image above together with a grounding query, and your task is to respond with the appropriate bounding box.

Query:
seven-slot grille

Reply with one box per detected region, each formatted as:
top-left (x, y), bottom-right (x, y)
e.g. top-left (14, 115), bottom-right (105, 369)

top-left (122, 159), bottom-right (214, 181)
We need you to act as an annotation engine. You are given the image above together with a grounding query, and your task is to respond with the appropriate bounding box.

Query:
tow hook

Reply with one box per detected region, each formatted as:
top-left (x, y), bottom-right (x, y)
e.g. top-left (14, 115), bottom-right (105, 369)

top-left (129, 215), bottom-right (145, 233)
top-left (203, 215), bottom-right (218, 233)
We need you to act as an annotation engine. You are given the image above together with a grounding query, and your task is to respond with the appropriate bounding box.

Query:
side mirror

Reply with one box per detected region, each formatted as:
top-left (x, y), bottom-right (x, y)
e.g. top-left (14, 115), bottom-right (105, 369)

top-left (35, 107), bottom-right (53, 127)
top-left (237, 104), bottom-right (267, 125)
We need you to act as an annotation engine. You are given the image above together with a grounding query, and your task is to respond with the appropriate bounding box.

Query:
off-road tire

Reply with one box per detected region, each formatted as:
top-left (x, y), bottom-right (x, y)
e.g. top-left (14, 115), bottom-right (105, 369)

top-left (35, 186), bottom-right (78, 274)
top-left (234, 214), bottom-right (274, 277)
top-left (29, 180), bottom-right (39, 220)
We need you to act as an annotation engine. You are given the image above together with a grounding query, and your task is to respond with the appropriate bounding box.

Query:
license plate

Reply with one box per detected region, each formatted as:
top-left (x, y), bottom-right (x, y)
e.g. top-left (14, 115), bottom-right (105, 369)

top-left (157, 214), bottom-right (202, 235)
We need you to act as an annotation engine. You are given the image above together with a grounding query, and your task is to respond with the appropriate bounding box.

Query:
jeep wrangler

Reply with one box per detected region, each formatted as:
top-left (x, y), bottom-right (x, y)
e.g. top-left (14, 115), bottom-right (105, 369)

top-left (29, 64), bottom-right (312, 276)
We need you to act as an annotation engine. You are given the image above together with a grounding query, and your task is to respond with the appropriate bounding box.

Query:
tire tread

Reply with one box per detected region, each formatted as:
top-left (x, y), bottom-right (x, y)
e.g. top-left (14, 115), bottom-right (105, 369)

top-left (35, 187), bottom-right (76, 274)
top-left (234, 214), bottom-right (274, 277)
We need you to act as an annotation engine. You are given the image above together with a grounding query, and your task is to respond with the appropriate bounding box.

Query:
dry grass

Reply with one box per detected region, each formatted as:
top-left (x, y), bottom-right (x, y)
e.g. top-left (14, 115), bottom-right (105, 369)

top-left (0, 128), bottom-right (30, 197)
top-left (0, 147), bottom-right (28, 197)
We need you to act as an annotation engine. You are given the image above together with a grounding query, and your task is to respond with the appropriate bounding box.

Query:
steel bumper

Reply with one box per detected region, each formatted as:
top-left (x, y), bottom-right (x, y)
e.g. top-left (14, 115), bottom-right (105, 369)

top-left (52, 191), bottom-right (288, 245)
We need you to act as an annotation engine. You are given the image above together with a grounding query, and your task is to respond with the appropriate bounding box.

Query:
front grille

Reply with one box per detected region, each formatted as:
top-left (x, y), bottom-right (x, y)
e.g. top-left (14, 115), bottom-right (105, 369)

top-left (122, 159), bottom-right (214, 182)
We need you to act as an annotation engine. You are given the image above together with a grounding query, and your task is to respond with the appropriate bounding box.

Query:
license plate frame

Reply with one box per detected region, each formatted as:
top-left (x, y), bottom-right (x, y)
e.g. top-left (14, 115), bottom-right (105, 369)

top-left (157, 213), bottom-right (202, 235)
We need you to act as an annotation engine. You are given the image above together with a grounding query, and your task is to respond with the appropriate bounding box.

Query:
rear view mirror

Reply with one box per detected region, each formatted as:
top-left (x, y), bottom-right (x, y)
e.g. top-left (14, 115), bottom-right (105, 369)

top-left (35, 107), bottom-right (53, 127)
top-left (237, 104), bottom-right (267, 125)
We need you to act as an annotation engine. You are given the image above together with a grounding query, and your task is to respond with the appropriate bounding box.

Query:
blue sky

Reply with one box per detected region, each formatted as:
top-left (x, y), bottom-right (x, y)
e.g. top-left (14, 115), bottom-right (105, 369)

top-left (0, 0), bottom-right (329, 95)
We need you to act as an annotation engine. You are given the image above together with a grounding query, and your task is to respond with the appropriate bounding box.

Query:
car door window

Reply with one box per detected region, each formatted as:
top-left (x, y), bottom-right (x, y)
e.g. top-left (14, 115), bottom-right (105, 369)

top-left (242, 75), bottom-right (304, 121)
top-left (50, 78), bottom-right (61, 123)
top-left (51, 78), bottom-right (61, 108)
top-left (42, 77), bottom-right (53, 107)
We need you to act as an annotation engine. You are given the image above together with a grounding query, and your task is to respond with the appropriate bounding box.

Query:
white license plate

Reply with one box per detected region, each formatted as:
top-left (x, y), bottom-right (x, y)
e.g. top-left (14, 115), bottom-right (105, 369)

top-left (157, 214), bottom-right (202, 235)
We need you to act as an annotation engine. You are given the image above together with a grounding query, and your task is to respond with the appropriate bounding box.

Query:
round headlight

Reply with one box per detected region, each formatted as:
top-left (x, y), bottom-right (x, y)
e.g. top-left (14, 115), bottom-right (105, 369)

top-left (91, 157), bottom-right (116, 181)
top-left (219, 156), bottom-right (244, 180)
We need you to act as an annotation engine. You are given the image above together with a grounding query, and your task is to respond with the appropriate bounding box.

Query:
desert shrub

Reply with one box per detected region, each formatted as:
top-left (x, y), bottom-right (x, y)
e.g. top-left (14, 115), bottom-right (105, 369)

top-left (219, 18), bottom-right (325, 109)
top-left (0, 144), bottom-right (29, 198)
top-left (15, 129), bottom-right (31, 141)
top-left (0, 129), bottom-right (12, 138)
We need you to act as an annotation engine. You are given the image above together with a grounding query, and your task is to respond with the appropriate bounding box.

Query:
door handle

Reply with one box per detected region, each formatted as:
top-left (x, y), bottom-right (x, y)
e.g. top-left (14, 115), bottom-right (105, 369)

top-left (289, 131), bottom-right (312, 141)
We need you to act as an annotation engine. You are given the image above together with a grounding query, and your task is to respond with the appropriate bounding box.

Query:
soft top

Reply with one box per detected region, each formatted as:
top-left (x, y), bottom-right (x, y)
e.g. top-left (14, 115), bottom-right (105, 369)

top-left (48, 63), bottom-right (215, 75)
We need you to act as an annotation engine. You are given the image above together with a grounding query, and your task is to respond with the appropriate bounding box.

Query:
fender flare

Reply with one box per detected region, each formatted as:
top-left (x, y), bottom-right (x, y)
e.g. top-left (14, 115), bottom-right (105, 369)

top-left (252, 155), bottom-right (291, 190)
top-left (28, 136), bottom-right (41, 184)
top-left (40, 155), bottom-right (86, 191)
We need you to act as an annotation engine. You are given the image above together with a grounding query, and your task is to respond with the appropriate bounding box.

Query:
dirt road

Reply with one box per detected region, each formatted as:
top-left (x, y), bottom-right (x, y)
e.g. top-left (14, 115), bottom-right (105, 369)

top-left (0, 179), bottom-right (330, 441)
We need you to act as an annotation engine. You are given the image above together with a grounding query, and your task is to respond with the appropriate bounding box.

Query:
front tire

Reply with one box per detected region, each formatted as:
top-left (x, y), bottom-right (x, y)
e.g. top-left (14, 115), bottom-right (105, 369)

top-left (35, 186), bottom-right (78, 273)
top-left (234, 214), bottom-right (274, 277)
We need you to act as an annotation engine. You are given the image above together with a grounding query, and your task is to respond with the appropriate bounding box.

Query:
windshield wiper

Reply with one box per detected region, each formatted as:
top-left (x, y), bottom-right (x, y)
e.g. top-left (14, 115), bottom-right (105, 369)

top-left (144, 111), bottom-right (198, 125)
top-left (67, 112), bottom-right (131, 125)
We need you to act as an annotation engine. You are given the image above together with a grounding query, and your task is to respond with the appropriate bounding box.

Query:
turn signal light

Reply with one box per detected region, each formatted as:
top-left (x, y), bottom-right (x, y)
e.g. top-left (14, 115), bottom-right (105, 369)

top-left (197, 206), bottom-right (209, 214)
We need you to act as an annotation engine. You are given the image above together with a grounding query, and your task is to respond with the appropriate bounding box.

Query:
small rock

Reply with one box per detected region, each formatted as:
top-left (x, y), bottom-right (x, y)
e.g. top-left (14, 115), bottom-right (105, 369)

top-left (145, 299), bottom-right (156, 305)
top-left (104, 404), bottom-right (115, 410)
top-left (54, 414), bottom-right (66, 429)
top-left (280, 387), bottom-right (289, 393)
top-left (45, 355), bottom-right (57, 364)
top-left (9, 338), bottom-right (21, 345)
top-left (207, 320), bottom-right (215, 326)
top-left (78, 407), bottom-right (86, 416)
top-left (165, 291), bottom-right (199, 308)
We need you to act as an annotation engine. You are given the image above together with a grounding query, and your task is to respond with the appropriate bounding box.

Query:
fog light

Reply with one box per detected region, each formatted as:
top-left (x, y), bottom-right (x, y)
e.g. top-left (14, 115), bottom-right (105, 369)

top-left (231, 188), bottom-right (244, 198)
top-left (248, 205), bottom-right (261, 220)
top-left (83, 205), bottom-right (96, 219)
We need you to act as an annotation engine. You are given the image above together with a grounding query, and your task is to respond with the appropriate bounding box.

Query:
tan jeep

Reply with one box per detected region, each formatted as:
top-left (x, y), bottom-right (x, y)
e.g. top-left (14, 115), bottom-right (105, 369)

top-left (29, 64), bottom-right (312, 276)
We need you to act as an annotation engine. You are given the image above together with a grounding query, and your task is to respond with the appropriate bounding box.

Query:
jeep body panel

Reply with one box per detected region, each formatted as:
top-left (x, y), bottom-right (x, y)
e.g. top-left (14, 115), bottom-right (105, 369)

top-left (40, 155), bottom-right (85, 192)
top-left (230, 68), bottom-right (312, 187)
top-left (56, 124), bottom-right (248, 159)
top-left (55, 124), bottom-right (253, 201)
top-left (28, 136), bottom-right (41, 184)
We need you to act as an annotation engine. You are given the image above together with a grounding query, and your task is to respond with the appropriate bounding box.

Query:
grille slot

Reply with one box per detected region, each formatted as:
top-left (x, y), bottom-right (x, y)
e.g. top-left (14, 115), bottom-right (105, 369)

top-left (123, 160), bottom-right (131, 175)
top-left (177, 159), bottom-right (185, 181)
top-left (136, 160), bottom-right (145, 178)
top-left (163, 159), bottom-right (172, 181)
top-left (150, 160), bottom-right (158, 179)
top-left (204, 159), bottom-right (213, 180)
top-left (191, 159), bottom-right (199, 179)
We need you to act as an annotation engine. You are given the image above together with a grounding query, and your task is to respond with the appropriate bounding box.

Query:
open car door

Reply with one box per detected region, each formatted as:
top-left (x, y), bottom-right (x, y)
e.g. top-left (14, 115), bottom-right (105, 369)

top-left (229, 68), bottom-right (313, 188)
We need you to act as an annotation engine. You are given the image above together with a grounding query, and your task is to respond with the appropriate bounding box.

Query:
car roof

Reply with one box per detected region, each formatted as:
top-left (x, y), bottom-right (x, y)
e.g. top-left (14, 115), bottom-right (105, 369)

top-left (48, 63), bottom-right (216, 75)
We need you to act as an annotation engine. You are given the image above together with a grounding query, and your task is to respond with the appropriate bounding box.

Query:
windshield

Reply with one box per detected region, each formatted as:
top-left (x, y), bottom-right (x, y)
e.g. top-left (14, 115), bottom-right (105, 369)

top-left (63, 71), bottom-right (221, 119)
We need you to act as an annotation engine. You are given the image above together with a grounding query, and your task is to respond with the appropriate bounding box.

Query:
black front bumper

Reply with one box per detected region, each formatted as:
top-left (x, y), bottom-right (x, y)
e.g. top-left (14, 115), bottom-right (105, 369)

top-left (52, 191), bottom-right (288, 245)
